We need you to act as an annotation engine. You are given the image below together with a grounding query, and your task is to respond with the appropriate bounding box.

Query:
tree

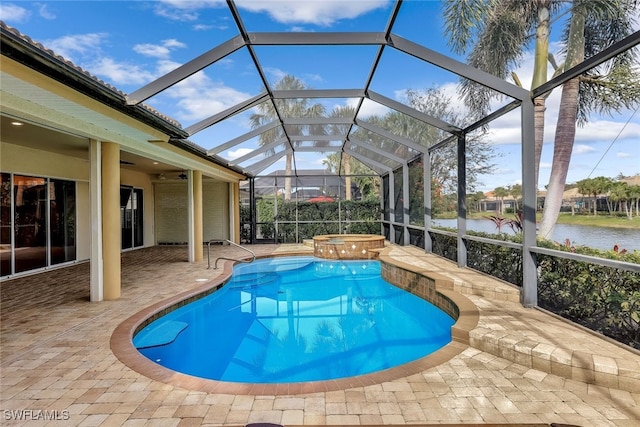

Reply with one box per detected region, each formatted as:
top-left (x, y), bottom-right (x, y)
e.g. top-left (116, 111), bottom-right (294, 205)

top-left (442, 0), bottom-right (640, 239)
top-left (326, 105), bottom-right (356, 200)
top-left (443, 0), bottom-right (559, 190)
top-left (576, 176), bottom-right (614, 216)
top-left (510, 184), bottom-right (522, 211)
top-left (377, 88), bottom-right (495, 195)
top-left (322, 152), bottom-right (379, 200)
top-left (467, 190), bottom-right (487, 213)
top-left (249, 75), bottom-right (326, 200)
top-left (354, 87), bottom-right (495, 219)
top-left (493, 186), bottom-right (509, 215)
top-left (609, 181), bottom-right (631, 218)
top-left (628, 184), bottom-right (640, 218)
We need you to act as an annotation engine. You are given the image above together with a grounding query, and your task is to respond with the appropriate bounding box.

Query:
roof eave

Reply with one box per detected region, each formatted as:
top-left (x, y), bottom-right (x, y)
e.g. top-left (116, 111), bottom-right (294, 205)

top-left (169, 138), bottom-right (247, 177)
top-left (1, 22), bottom-right (188, 140)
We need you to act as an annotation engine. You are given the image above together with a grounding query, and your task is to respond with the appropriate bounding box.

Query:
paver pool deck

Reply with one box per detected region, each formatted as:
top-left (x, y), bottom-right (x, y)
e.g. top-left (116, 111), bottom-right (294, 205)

top-left (1, 243), bottom-right (639, 426)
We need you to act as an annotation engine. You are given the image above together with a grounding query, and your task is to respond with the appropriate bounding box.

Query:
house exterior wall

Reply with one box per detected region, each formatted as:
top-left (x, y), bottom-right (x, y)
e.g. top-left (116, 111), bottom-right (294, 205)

top-left (204, 181), bottom-right (230, 242)
top-left (1, 46), bottom-right (244, 294)
top-left (0, 142), bottom-right (162, 264)
top-left (1, 141), bottom-right (89, 180)
top-left (154, 180), bottom-right (230, 244)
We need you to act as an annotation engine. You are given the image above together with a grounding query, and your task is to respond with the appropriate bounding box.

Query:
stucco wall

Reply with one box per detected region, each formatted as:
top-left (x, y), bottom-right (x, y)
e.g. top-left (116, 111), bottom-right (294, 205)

top-left (154, 180), bottom-right (229, 244)
top-left (1, 142), bottom-right (89, 180)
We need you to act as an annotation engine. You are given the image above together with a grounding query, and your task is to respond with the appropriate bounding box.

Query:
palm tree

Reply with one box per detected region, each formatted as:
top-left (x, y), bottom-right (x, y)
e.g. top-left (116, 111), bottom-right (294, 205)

top-left (442, 0), bottom-right (639, 239)
top-left (539, 0), bottom-right (639, 237)
top-left (322, 152), bottom-right (379, 201)
top-left (576, 176), bottom-right (614, 216)
top-left (249, 75), bottom-right (326, 200)
top-left (327, 105), bottom-right (356, 200)
top-left (493, 186), bottom-right (509, 215)
top-left (510, 184), bottom-right (523, 211)
top-left (629, 184), bottom-right (640, 217)
top-left (443, 0), bottom-right (558, 190)
top-left (609, 181), bottom-right (631, 218)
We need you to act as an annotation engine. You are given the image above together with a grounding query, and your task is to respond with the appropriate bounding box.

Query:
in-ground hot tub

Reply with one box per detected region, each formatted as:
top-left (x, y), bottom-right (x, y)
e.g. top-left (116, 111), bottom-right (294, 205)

top-left (313, 234), bottom-right (385, 259)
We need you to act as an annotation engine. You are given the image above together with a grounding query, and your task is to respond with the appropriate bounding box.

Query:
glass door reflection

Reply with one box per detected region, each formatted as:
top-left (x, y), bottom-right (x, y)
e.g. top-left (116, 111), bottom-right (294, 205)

top-left (14, 175), bottom-right (47, 273)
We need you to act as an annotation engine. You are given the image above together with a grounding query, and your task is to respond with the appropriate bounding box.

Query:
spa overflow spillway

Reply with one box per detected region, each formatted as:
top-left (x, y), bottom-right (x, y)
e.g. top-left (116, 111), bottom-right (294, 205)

top-left (134, 257), bottom-right (455, 383)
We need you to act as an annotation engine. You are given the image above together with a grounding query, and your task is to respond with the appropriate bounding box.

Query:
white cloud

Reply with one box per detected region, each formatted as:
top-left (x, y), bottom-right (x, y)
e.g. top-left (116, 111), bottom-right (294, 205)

top-left (90, 57), bottom-right (156, 85)
top-left (616, 152), bottom-right (634, 158)
top-left (160, 69), bottom-right (254, 121)
top-left (575, 119), bottom-right (640, 144)
top-left (235, 0), bottom-right (389, 26)
top-left (540, 162), bottom-right (552, 169)
top-left (193, 15), bottom-right (230, 31)
top-left (134, 44), bottom-right (172, 59)
top-left (352, 98), bottom-right (390, 119)
top-left (134, 39), bottom-right (185, 59)
top-left (37, 3), bottom-right (55, 20)
top-left (43, 33), bottom-right (107, 62)
top-left (163, 39), bottom-right (187, 49)
top-left (573, 144), bottom-right (597, 154)
top-left (0, 3), bottom-right (30, 22)
top-left (227, 148), bottom-right (254, 159)
top-left (154, 0), bottom-right (226, 21)
top-left (263, 67), bottom-right (289, 84)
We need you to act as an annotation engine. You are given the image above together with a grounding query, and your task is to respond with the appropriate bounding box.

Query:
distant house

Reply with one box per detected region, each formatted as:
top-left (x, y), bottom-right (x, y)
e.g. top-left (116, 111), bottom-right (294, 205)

top-left (561, 175), bottom-right (640, 213)
top-left (479, 191), bottom-right (517, 213)
top-left (240, 169), bottom-right (361, 202)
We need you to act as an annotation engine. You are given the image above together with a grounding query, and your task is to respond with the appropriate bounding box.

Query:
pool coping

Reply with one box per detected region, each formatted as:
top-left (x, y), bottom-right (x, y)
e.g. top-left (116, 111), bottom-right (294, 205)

top-left (110, 249), bottom-right (478, 395)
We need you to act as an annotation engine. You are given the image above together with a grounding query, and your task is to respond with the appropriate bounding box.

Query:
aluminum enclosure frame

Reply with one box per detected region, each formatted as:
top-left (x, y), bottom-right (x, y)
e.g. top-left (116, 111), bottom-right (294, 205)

top-left (122, 0), bottom-right (640, 307)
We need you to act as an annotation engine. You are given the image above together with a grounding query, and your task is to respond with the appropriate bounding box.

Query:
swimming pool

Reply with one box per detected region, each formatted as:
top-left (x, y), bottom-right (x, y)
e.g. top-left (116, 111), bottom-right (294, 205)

top-left (133, 256), bottom-right (455, 383)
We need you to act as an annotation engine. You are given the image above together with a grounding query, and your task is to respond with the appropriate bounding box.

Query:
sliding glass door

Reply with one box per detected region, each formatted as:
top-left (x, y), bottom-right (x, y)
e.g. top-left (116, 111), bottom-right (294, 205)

top-left (1, 173), bottom-right (11, 276)
top-left (50, 179), bottom-right (76, 265)
top-left (14, 175), bottom-right (48, 273)
top-left (0, 173), bottom-right (76, 277)
top-left (120, 186), bottom-right (143, 250)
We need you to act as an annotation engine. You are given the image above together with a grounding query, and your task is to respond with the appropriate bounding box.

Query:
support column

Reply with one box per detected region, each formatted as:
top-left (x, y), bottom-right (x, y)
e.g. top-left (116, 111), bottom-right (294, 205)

top-left (101, 142), bottom-right (120, 300)
top-left (89, 139), bottom-right (103, 302)
top-left (521, 97), bottom-right (538, 307)
top-left (402, 164), bottom-right (410, 245)
top-left (457, 134), bottom-right (467, 268)
top-left (229, 182), bottom-right (240, 243)
top-left (193, 170), bottom-right (203, 262)
top-left (250, 178), bottom-right (256, 244)
top-left (423, 153), bottom-right (432, 252)
top-left (187, 170), bottom-right (195, 263)
top-left (388, 171), bottom-right (395, 243)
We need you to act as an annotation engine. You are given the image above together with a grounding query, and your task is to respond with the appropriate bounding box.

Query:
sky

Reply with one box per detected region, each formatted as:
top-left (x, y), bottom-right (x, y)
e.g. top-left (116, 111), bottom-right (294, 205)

top-left (1, 0), bottom-right (638, 192)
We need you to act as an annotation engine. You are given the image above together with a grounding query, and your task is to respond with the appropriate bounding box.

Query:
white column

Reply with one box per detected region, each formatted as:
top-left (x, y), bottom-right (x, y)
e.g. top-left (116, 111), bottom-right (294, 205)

top-left (228, 182), bottom-right (235, 243)
top-left (89, 139), bottom-right (103, 302)
top-left (193, 170), bottom-right (203, 262)
top-left (187, 170), bottom-right (195, 262)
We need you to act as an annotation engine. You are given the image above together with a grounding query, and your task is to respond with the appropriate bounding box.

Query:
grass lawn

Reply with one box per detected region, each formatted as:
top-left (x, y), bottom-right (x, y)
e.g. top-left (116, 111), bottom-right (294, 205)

top-left (553, 212), bottom-right (640, 229)
top-left (463, 211), bottom-right (640, 229)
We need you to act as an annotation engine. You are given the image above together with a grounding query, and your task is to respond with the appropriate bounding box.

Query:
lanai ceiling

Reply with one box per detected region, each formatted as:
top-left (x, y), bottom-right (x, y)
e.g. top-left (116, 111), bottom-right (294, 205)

top-left (124, 0), bottom-right (529, 178)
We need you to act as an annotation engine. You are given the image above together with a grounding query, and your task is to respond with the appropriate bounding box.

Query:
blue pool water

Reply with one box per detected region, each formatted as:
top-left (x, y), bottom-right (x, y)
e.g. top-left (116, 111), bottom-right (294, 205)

top-left (134, 257), bottom-right (455, 383)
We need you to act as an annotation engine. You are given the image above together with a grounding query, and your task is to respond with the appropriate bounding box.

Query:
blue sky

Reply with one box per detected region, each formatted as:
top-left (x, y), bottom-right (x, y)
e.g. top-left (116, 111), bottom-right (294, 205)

top-left (1, 0), bottom-right (638, 192)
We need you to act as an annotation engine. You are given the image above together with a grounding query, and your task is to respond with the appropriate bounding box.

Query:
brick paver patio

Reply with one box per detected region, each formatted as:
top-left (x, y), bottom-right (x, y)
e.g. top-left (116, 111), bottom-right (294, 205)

top-left (1, 244), bottom-right (639, 426)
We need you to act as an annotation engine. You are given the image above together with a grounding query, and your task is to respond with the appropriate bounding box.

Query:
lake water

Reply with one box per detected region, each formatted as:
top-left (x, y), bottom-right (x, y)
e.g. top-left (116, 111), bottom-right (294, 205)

top-left (431, 219), bottom-right (640, 252)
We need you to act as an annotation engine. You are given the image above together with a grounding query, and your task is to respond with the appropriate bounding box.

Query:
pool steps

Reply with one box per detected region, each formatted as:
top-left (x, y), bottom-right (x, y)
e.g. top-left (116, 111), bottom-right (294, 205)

top-left (133, 320), bottom-right (188, 349)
